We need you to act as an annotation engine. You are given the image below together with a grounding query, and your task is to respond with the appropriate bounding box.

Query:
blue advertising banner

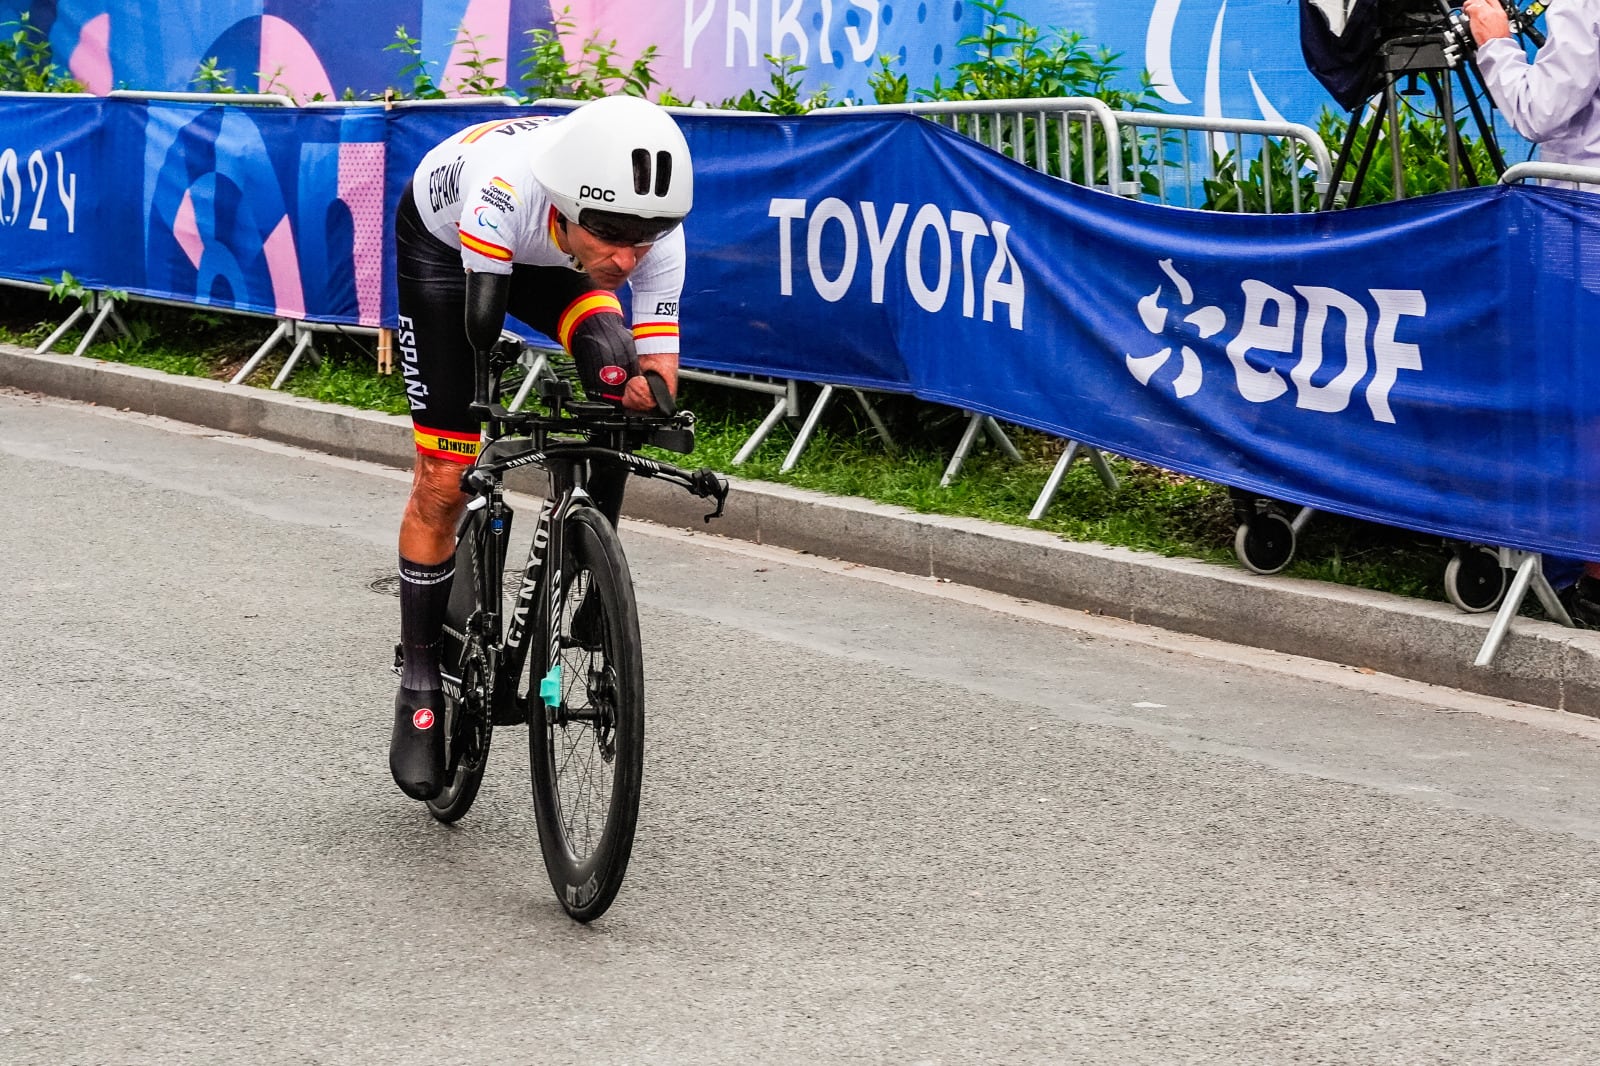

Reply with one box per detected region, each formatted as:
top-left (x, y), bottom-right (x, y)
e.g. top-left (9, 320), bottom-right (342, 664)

top-left (125, 100), bottom-right (387, 325)
top-left (675, 111), bottom-right (1600, 559)
top-left (0, 96), bottom-right (104, 289)
top-left (0, 96), bottom-right (1595, 560)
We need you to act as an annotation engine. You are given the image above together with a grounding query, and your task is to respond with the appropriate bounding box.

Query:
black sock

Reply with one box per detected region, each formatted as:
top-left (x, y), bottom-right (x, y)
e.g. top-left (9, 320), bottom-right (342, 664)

top-left (399, 554), bottom-right (454, 690)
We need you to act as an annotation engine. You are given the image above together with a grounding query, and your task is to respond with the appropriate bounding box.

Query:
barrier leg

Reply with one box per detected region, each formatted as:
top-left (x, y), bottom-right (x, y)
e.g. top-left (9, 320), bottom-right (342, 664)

top-left (1085, 446), bottom-right (1119, 491)
top-left (69, 297), bottom-right (123, 359)
top-left (506, 350), bottom-right (550, 412)
top-left (732, 394), bottom-right (789, 466)
top-left (849, 389), bottom-right (897, 454)
top-left (34, 301), bottom-right (88, 355)
top-left (1532, 565), bottom-right (1574, 627)
top-left (1475, 553), bottom-right (1540, 667)
top-left (1029, 441), bottom-right (1082, 520)
top-left (941, 412), bottom-right (987, 486)
top-left (231, 320), bottom-right (293, 385)
top-left (984, 417), bottom-right (1023, 462)
top-left (270, 325), bottom-right (319, 390)
top-left (782, 384), bottom-right (835, 473)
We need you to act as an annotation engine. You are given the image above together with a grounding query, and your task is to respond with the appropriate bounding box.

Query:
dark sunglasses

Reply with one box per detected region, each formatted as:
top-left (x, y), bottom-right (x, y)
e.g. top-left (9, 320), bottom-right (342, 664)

top-left (577, 207), bottom-right (681, 247)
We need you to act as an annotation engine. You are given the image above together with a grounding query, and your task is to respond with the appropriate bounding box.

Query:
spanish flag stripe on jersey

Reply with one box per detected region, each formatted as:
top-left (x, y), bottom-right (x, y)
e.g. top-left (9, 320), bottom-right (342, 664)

top-left (632, 323), bottom-right (680, 340)
top-left (414, 426), bottom-right (482, 464)
top-left (460, 120), bottom-right (515, 144)
top-left (458, 228), bottom-right (513, 262)
top-left (556, 292), bottom-right (624, 351)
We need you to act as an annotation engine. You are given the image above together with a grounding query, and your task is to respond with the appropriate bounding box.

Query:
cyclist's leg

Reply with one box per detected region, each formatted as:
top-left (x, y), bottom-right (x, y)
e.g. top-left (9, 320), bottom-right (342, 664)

top-left (391, 182), bottom-right (482, 801)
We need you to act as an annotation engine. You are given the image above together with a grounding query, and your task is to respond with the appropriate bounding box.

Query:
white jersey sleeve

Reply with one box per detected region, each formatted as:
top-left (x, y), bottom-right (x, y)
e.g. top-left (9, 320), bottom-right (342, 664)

top-left (625, 228), bottom-right (685, 358)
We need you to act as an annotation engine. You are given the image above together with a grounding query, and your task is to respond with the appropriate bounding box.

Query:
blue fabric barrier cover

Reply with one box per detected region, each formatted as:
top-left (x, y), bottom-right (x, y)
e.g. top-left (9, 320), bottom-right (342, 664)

top-left (0, 97), bottom-right (105, 289)
top-left (673, 111), bottom-right (1600, 560)
top-left (1, 98), bottom-right (1596, 561)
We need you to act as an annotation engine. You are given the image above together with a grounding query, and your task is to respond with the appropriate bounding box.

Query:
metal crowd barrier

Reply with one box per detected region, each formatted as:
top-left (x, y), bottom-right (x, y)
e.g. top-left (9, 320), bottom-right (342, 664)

top-left (1110, 111), bottom-right (1332, 213)
top-left (1456, 160), bottom-right (1600, 666)
top-left (23, 94), bottom-right (518, 387)
top-left (840, 97), bottom-right (1130, 194)
top-left (847, 101), bottom-right (1335, 517)
top-left (792, 99), bottom-right (1127, 487)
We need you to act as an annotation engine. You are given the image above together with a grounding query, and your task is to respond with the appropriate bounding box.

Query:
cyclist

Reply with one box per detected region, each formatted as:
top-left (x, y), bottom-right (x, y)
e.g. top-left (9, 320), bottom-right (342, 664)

top-left (389, 94), bottom-right (693, 800)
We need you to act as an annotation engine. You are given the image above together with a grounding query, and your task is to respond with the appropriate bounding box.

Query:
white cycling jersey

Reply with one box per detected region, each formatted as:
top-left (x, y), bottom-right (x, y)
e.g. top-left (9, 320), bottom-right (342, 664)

top-left (409, 115), bottom-right (685, 357)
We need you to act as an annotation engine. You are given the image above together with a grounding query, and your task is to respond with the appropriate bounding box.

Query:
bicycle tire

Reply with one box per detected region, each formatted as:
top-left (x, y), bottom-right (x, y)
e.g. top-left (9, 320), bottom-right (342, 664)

top-left (427, 510), bottom-right (494, 823)
top-left (528, 504), bottom-right (644, 922)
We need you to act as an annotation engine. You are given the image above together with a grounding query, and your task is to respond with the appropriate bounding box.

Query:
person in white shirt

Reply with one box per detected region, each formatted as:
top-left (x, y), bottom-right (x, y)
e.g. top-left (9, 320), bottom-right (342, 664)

top-left (388, 95), bottom-right (693, 800)
top-left (1465, 0), bottom-right (1600, 176)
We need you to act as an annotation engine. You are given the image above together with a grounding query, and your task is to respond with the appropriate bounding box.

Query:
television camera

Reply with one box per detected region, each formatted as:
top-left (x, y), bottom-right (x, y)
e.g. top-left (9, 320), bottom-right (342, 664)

top-left (1300, 0), bottom-right (1548, 207)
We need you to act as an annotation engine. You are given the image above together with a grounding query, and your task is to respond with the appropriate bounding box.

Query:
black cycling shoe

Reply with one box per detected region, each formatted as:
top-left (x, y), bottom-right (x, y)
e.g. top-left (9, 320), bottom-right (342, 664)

top-left (390, 686), bottom-right (447, 800)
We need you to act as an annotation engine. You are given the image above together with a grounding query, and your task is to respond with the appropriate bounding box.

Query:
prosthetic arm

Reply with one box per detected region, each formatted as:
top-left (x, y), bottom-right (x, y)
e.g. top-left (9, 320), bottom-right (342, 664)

top-left (464, 271), bottom-right (510, 408)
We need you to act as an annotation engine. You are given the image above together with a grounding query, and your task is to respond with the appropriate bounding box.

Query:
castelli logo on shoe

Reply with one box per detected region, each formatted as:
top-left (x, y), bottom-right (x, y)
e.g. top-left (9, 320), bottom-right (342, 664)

top-left (599, 365), bottom-right (627, 386)
top-left (412, 708), bottom-right (435, 730)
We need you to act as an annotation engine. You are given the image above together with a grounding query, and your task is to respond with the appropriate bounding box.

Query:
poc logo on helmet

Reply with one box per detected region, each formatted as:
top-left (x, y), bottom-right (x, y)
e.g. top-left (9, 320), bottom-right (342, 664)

top-left (579, 185), bottom-right (616, 202)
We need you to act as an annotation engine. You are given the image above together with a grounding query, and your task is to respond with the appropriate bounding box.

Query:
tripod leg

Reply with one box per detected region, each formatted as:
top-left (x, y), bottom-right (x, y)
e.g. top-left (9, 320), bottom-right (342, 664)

top-left (1459, 61), bottom-right (1507, 178)
top-left (1426, 71), bottom-right (1462, 189)
top-left (1386, 75), bottom-right (1406, 200)
top-left (1343, 96), bottom-right (1389, 209)
top-left (1324, 102), bottom-right (1367, 210)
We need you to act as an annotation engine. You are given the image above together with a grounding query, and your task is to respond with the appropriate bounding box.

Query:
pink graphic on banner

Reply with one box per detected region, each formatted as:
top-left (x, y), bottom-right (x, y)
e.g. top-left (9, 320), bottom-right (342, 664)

top-left (262, 215), bottom-right (306, 319)
top-left (442, 0), bottom-right (511, 94)
top-left (555, 2), bottom-right (663, 81)
top-left (173, 190), bottom-right (205, 270)
top-left (338, 141), bottom-right (388, 327)
top-left (259, 15), bottom-right (335, 101)
top-left (67, 13), bottom-right (113, 96)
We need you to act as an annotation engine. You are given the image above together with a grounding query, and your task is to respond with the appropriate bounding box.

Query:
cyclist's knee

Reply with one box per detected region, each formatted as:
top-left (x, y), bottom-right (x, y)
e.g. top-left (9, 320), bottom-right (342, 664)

top-left (406, 454), bottom-right (469, 528)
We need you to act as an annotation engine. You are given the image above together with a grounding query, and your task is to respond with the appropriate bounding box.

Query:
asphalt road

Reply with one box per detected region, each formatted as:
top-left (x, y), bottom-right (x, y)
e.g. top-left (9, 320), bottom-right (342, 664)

top-left (6, 388), bottom-right (1600, 1065)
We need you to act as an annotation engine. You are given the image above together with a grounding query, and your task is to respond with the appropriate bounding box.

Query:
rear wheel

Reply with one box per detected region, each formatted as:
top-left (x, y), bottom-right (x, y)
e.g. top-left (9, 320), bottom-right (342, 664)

top-left (528, 505), bottom-right (644, 922)
top-left (427, 512), bottom-right (494, 824)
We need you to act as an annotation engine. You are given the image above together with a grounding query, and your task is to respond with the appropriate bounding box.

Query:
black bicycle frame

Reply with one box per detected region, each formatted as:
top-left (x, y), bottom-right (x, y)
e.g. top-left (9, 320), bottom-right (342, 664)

top-left (456, 441), bottom-right (678, 724)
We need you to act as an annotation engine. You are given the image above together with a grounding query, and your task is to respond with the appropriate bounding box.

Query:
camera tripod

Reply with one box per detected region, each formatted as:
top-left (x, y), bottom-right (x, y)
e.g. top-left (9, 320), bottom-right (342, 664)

top-left (1321, 32), bottom-right (1508, 209)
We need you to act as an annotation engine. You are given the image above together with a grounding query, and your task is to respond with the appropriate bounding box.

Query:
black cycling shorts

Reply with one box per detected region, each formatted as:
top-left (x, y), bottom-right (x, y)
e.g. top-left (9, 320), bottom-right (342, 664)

top-left (394, 180), bottom-right (638, 464)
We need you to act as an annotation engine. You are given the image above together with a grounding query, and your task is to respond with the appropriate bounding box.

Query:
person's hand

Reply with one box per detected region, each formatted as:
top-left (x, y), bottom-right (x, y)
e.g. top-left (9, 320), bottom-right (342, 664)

top-left (1463, 0), bottom-right (1512, 46)
top-left (621, 375), bottom-right (658, 411)
top-left (621, 353), bottom-right (679, 412)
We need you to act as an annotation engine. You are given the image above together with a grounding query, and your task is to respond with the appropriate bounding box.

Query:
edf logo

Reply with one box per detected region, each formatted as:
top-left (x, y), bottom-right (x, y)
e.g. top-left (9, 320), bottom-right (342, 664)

top-left (1131, 258), bottom-right (1426, 425)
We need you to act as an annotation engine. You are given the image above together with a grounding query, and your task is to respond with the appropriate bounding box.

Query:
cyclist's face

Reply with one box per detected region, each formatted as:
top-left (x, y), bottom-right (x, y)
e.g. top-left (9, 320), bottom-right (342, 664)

top-left (564, 223), bottom-right (652, 290)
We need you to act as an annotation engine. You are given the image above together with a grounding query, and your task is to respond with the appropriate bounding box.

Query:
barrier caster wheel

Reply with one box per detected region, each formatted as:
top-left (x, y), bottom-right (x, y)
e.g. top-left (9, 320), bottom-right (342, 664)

top-left (1443, 544), bottom-right (1506, 613)
top-left (1234, 511), bottom-right (1295, 575)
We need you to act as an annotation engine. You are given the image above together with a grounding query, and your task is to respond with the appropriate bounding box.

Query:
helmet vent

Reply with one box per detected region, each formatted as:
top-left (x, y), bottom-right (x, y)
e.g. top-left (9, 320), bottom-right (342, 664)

top-left (655, 151), bottom-right (673, 197)
top-left (631, 148), bottom-right (651, 196)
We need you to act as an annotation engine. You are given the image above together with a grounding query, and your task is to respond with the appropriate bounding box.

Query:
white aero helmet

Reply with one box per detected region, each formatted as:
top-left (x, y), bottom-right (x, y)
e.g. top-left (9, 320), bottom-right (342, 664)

top-left (530, 95), bottom-right (694, 246)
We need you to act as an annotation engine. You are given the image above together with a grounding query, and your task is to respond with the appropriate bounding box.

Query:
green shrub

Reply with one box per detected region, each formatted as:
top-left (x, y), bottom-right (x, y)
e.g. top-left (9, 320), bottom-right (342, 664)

top-left (0, 14), bottom-right (84, 93)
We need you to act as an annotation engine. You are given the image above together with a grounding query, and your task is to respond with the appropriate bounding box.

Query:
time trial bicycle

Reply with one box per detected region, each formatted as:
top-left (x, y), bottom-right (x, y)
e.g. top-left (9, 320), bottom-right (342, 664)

top-left (397, 344), bottom-right (728, 922)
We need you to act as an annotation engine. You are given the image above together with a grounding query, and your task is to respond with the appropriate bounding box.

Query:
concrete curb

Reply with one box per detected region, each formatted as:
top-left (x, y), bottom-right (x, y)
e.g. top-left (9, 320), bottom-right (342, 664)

top-left (5, 343), bottom-right (1598, 715)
